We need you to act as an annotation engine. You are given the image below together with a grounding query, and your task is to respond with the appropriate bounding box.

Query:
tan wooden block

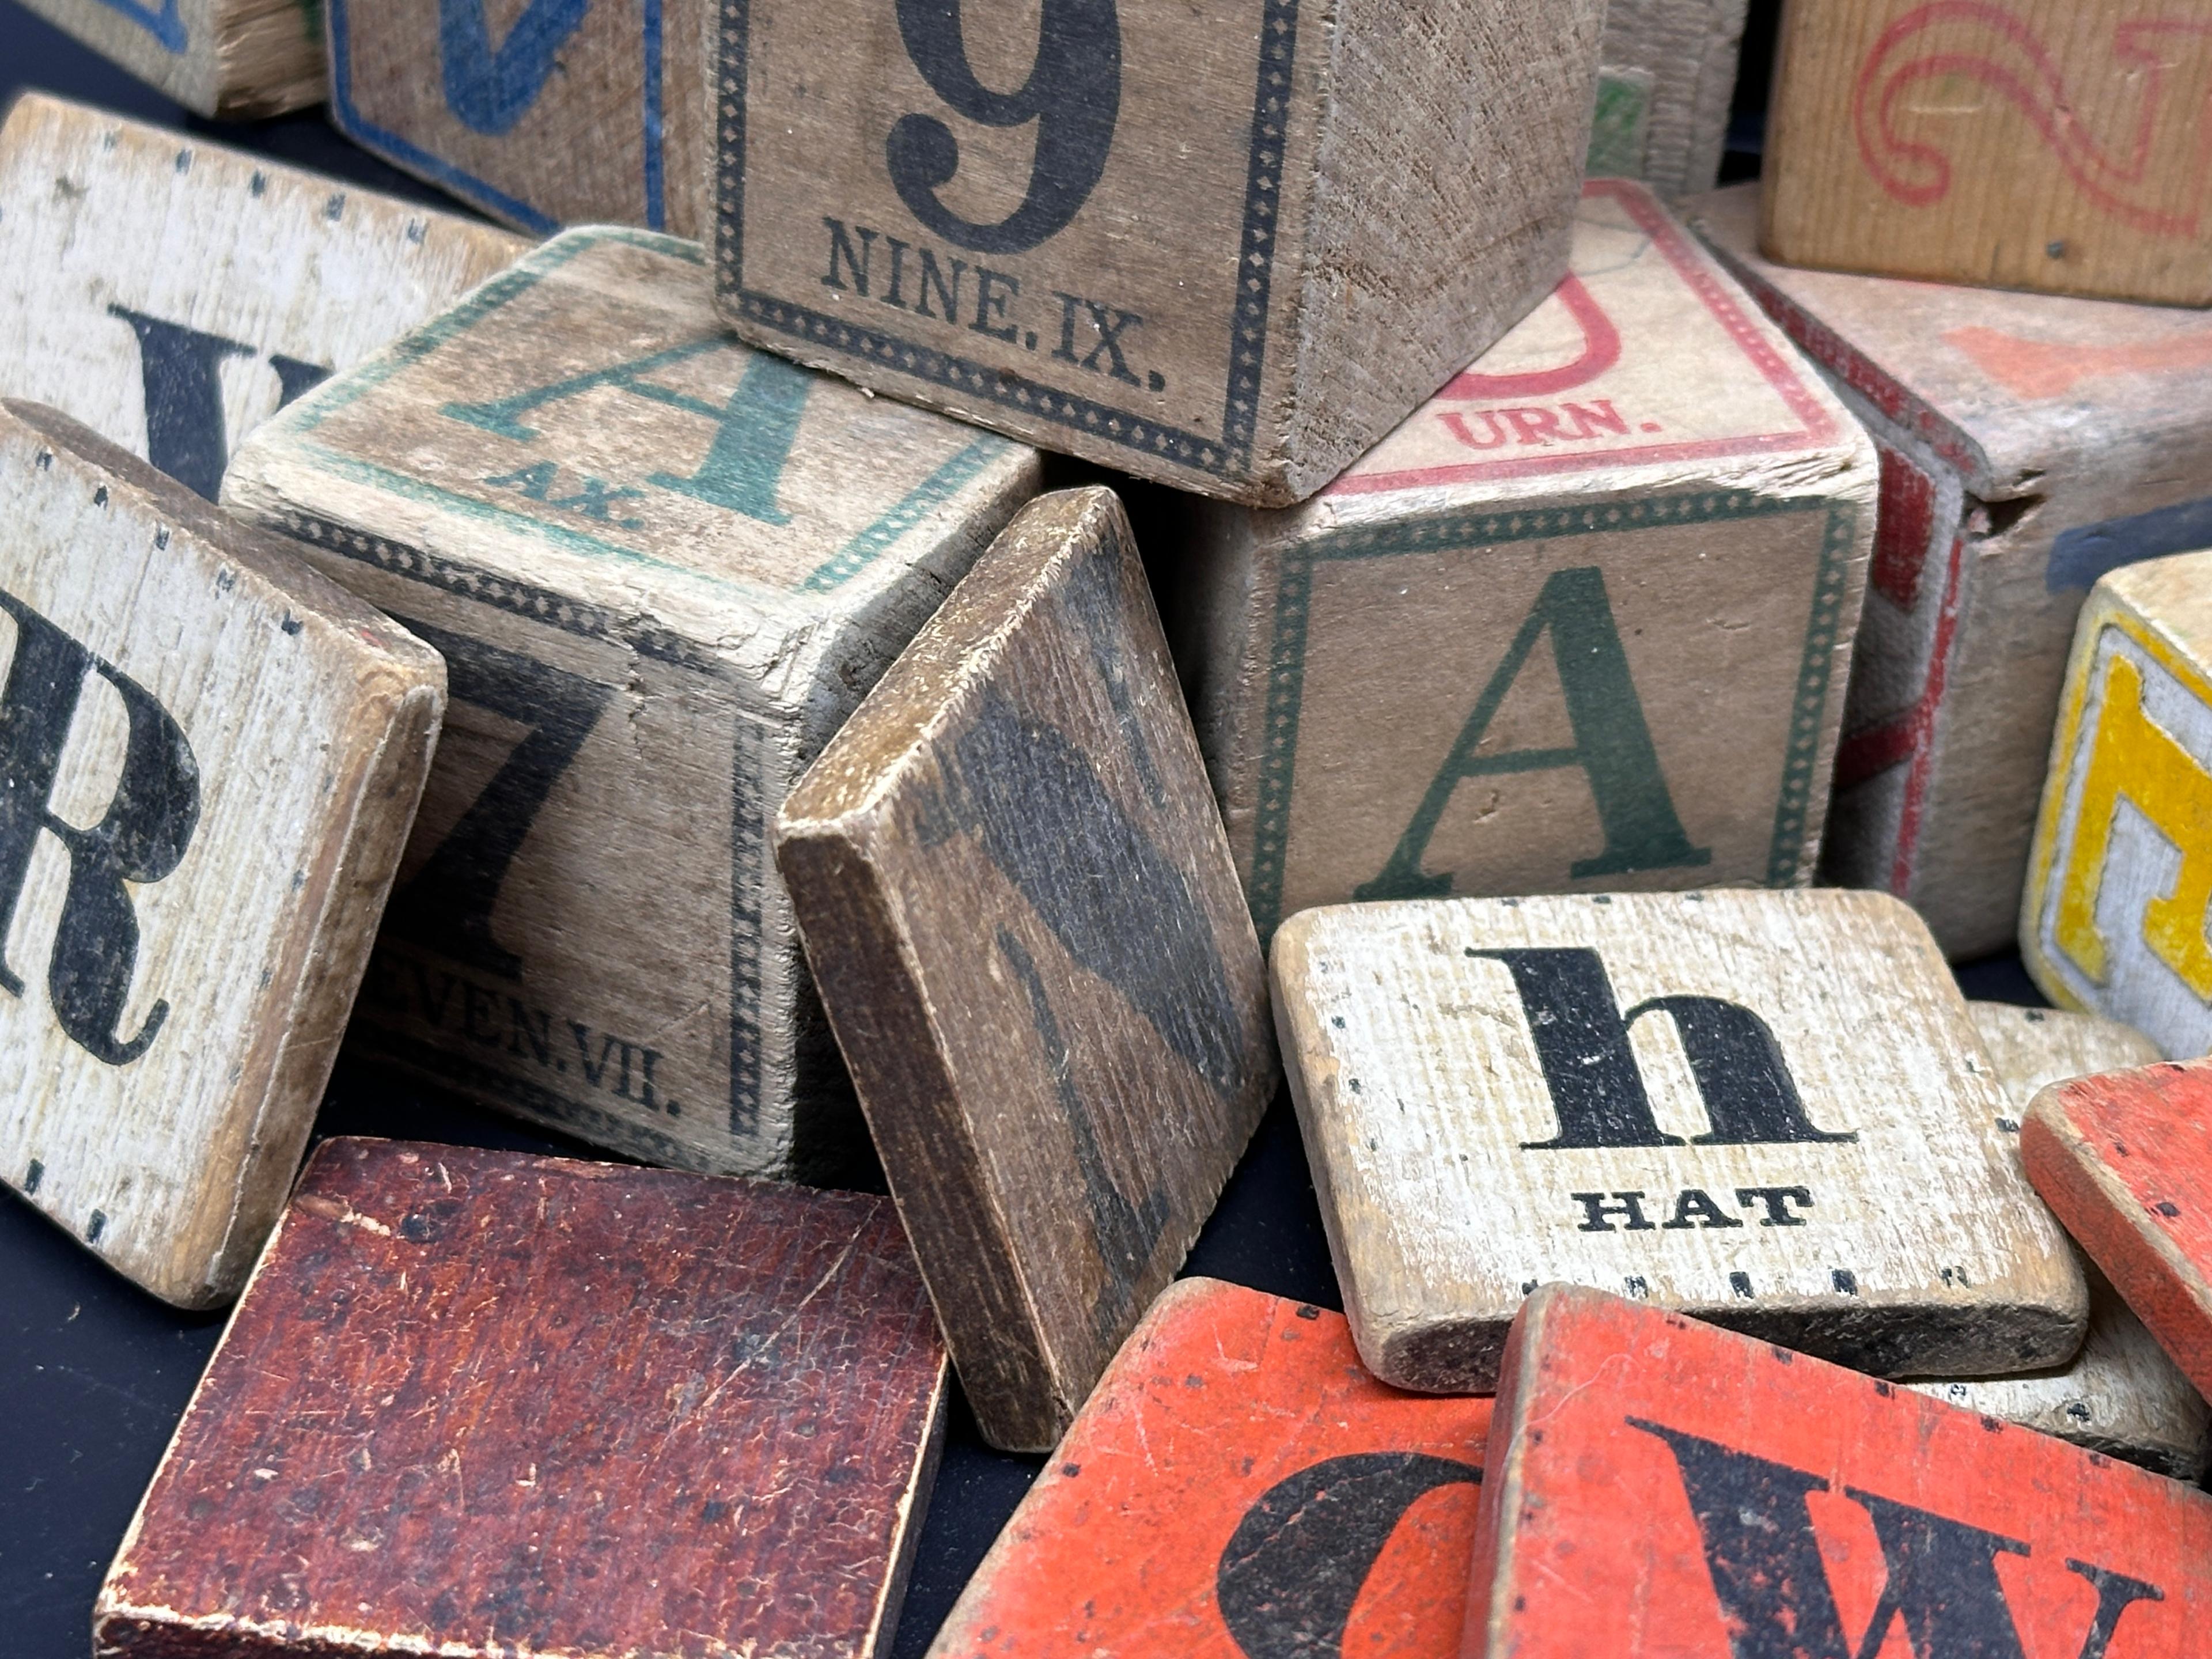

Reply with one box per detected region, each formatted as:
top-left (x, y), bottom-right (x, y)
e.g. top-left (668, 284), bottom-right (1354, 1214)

top-left (1159, 181), bottom-right (1873, 941)
top-left (0, 399), bottom-right (444, 1308)
top-left (326, 0), bottom-right (708, 236)
top-left (0, 94), bottom-right (525, 506)
top-left (1900, 1002), bottom-right (2208, 1480)
top-left (222, 226), bottom-right (1042, 1181)
top-left (15, 0), bottom-right (320, 117)
top-left (775, 488), bottom-right (1277, 1451)
top-left (1761, 0), bottom-right (2212, 306)
top-left (1687, 182), bottom-right (2212, 958)
top-left (1272, 888), bottom-right (2086, 1394)
top-left (1590, 0), bottom-right (1749, 196)
top-left (710, 0), bottom-right (1605, 506)
top-left (2023, 551), bottom-right (2212, 1062)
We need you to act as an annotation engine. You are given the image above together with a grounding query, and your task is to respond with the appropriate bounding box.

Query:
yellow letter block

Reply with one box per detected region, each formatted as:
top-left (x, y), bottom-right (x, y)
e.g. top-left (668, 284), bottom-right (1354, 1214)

top-left (2025, 551), bottom-right (2212, 1057)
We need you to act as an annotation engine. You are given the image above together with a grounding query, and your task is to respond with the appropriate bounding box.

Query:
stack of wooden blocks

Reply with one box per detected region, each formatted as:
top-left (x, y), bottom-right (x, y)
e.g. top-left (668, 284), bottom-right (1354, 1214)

top-left (7, 0), bottom-right (2212, 1652)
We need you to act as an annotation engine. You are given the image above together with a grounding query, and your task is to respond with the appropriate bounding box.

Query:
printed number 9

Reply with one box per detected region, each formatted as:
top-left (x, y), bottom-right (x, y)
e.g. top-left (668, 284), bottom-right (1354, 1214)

top-left (888, 0), bottom-right (1121, 256)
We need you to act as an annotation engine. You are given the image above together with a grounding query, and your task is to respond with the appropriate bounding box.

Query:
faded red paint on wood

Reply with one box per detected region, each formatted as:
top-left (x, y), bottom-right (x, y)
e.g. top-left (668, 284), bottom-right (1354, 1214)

top-left (930, 1278), bottom-right (1492, 1659)
top-left (95, 1138), bottom-right (948, 1659)
top-left (1467, 1286), bottom-right (2212, 1659)
top-left (2027, 1058), bottom-right (2212, 1400)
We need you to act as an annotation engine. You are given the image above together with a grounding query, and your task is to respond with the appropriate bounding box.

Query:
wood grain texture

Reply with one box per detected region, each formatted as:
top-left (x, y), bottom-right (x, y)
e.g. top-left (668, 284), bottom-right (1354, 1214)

top-left (1904, 1003), bottom-right (2206, 1480)
top-left (1687, 182), bottom-right (2212, 957)
top-left (15, 0), bottom-right (320, 116)
top-left (1161, 181), bottom-right (1873, 941)
top-left (1469, 1286), bottom-right (2212, 1659)
top-left (2023, 552), bottom-right (2212, 1058)
top-left (222, 226), bottom-right (1042, 1184)
top-left (1273, 889), bottom-right (2085, 1393)
top-left (1590, 0), bottom-right (1749, 195)
top-left (927, 1278), bottom-right (1493, 1659)
top-left (95, 1137), bottom-right (949, 1659)
top-left (2026, 1059), bottom-right (2212, 1405)
top-left (325, 0), bottom-right (709, 236)
top-left (710, 0), bottom-right (1604, 505)
top-left (1762, 0), bottom-right (2212, 304)
top-left (775, 488), bottom-right (1275, 1450)
top-left (0, 400), bottom-right (443, 1309)
top-left (0, 94), bottom-right (524, 507)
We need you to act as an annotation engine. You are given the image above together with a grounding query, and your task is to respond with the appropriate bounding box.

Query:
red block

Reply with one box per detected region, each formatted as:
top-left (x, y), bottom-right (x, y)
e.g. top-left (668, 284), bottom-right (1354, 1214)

top-left (97, 1139), bottom-right (948, 1659)
top-left (1469, 1286), bottom-right (2212, 1659)
top-left (930, 1278), bottom-right (1493, 1659)
top-left (2027, 1058), bottom-right (2212, 1400)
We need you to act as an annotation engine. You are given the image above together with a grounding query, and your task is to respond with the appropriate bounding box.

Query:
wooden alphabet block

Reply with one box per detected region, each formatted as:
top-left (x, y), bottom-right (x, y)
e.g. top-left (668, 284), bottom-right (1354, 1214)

top-left (1164, 181), bottom-right (1874, 938)
top-left (326, 0), bottom-right (708, 235)
top-left (710, 0), bottom-right (1605, 506)
top-left (1272, 889), bottom-right (2085, 1393)
top-left (1469, 1286), bottom-right (2212, 1659)
top-left (1903, 1003), bottom-right (2207, 1480)
top-left (1687, 183), bottom-right (2212, 957)
top-left (0, 400), bottom-right (444, 1307)
top-left (775, 488), bottom-right (1276, 1450)
top-left (96, 1138), bottom-right (947, 1659)
top-left (15, 0), bottom-right (320, 116)
top-left (2023, 552), bottom-right (2212, 1058)
top-left (1589, 0), bottom-right (1749, 196)
top-left (927, 1278), bottom-right (1493, 1659)
top-left (1760, 0), bottom-right (2212, 305)
top-left (0, 94), bottom-right (525, 505)
top-left (222, 226), bottom-right (1042, 1181)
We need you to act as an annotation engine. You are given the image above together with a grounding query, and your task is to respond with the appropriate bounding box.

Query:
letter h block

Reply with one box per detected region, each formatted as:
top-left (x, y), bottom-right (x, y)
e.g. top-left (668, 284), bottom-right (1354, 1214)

top-left (1158, 183), bottom-right (1874, 940)
top-left (2024, 550), bottom-right (2212, 1059)
top-left (222, 226), bottom-right (1043, 1183)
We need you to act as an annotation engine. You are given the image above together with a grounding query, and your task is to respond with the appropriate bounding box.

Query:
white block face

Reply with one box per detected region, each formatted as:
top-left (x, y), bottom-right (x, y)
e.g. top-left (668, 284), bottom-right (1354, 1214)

top-left (1273, 889), bottom-right (2084, 1392)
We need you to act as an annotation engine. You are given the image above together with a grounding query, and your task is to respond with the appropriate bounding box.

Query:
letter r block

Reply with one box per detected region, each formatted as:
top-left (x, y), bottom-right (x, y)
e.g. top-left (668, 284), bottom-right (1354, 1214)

top-left (2024, 551), bottom-right (2212, 1059)
top-left (1160, 183), bottom-right (1875, 940)
top-left (222, 226), bottom-right (1042, 1184)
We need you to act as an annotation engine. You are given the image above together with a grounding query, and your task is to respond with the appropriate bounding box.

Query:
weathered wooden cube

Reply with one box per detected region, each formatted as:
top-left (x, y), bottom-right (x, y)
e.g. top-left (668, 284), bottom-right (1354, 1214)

top-left (776, 488), bottom-right (1277, 1450)
top-left (2028, 1057), bottom-right (2212, 1402)
top-left (326, 0), bottom-right (708, 235)
top-left (1904, 1002), bottom-right (2206, 1480)
top-left (0, 400), bottom-right (442, 1307)
top-left (222, 226), bottom-right (1042, 1181)
top-left (1470, 1286), bottom-right (2212, 1659)
top-left (709, 0), bottom-right (1606, 506)
top-left (1588, 0), bottom-right (1749, 195)
top-left (0, 93), bottom-right (525, 504)
top-left (96, 1138), bottom-right (948, 1659)
top-left (927, 1278), bottom-right (1493, 1659)
top-left (16, 0), bottom-right (320, 116)
top-left (1687, 183), bottom-right (2212, 958)
top-left (1760, 0), bottom-right (2212, 305)
top-left (1272, 888), bottom-right (2085, 1393)
top-left (2023, 552), bottom-right (2212, 1057)
top-left (1159, 181), bottom-right (1873, 940)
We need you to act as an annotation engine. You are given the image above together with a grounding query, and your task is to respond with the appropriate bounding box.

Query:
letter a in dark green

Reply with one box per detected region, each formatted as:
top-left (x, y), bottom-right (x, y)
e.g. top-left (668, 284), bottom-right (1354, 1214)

top-left (1354, 566), bottom-right (1708, 900)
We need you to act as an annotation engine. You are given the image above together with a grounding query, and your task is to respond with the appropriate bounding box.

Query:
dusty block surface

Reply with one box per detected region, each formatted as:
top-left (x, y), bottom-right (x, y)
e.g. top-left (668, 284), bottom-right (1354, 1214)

top-left (1470, 1286), bottom-right (2212, 1659)
top-left (1166, 180), bottom-right (1873, 939)
top-left (927, 1278), bottom-right (1493, 1659)
top-left (1273, 888), bottom-right (2085, 1393)
top-left (1589, 0), bottom-right (1748, 196)
top-left (711, 0), bottom-right (1605, 503)
top-left (0, 94), bottom-right (524, 505)
top-left (96, 1138), bottom-right (948, 1659)
top-left (223, 226), bottom-right (1041, 1181)
top-left (1689, 182), bottom-right (2212, 958)
top-left (0, 401), bottom-right (443, 1307)
top-left (16, 0), bottom-right (320, 115)
top-left (777, 489), bottom-right (1275, 1450)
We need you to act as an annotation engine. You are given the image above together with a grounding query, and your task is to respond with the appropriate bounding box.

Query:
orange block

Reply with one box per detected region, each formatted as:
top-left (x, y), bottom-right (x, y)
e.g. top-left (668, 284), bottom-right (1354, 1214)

top-left (1469, 1286), bottom-right (2212, 1659)
top-left (929, 1278), bottom-right (1493, 1659)
top-left (2026, 1059), bottom-right (2212, 1399)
